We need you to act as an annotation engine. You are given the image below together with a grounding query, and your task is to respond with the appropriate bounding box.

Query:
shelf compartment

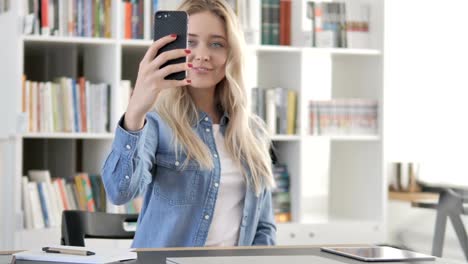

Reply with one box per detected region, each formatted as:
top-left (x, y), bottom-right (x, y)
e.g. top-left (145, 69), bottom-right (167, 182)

top-left (21, 133), bottom-right (114, 139)
top-left (22, 36), bottom-right (116, 45)
top-left (306, 135), bottom-right (380, 141)
top-left (271, 135), bottom-right (301, 141)
top-left (121, 39), bottom-right (153, 47)
top-left (250, 45), bottom-right (381, 56)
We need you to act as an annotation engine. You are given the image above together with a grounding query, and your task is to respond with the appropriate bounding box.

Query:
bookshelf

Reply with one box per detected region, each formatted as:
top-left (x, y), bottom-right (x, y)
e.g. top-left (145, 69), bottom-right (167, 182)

top-left (0, 0), bottom-right (385, 250)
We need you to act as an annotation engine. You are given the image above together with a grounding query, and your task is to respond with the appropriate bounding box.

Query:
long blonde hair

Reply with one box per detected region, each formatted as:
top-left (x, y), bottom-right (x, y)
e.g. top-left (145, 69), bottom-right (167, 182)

top-left (155, 0), bottom-right (274, 195)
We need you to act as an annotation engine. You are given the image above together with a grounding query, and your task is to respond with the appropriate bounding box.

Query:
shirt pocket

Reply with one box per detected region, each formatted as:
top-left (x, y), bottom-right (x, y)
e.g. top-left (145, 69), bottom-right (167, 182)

top-left (153, 153), bottom-right (201, 206)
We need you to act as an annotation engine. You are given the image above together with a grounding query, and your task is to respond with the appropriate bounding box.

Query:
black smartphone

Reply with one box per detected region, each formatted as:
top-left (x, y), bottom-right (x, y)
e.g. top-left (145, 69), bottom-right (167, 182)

top-left (153, 11), bottom-right (188, 81)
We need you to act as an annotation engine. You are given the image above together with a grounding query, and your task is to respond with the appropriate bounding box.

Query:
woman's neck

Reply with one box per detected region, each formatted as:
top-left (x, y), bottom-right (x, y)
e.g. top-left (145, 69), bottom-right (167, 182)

top-left (188, 86), bottom-right (221, 124)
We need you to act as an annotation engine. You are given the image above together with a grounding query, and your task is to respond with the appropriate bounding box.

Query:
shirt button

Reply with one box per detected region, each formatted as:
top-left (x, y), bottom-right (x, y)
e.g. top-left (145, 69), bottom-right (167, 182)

top-left (205, 215), bottom-right (210, 220)
top-left (214, 153), bottom-right (218, 158)
top-left (214, 183), bottom-right (219, 187)
top-left (206, 128), bottom-right (210, 132)
top-left (204, 117), bottom-right (209, 121)
top-left (125, 175), bottom-right (130, 180)
top-left (175, 161), bottom-right (180, 166)
top-left (126, 144), bottom-right (131, 150)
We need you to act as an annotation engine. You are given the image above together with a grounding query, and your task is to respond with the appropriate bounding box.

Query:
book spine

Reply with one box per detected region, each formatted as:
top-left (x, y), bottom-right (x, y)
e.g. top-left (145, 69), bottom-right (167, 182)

top-left (71, 79), bottom-right (80, 132)
top-left (261, 0), bottom-right (269, 45)
top-left (279, 0), bottom-right (290, 45)
top-left (266, 89), bottom-right (276, 134)
top-left (125, 2), bottom-right (132, 39)
top-left (270, 0), bottom-right (280, 45)
top-left (94, 0), bottom-right (99, 37)
top-left (67, 0), bottom-right (74, 36)
top-left (36, 182), bottom-right (50, 227)
top-left (41, 0), bottom-right (50, 35)
top-left (28, 182), bottom-right (45, 228)
top-left (79, 77), bottom-right (87, 132)
top-left (104, 0), bottom-right (111, 38)
top-left (82, 174), bottom-right (96, 212)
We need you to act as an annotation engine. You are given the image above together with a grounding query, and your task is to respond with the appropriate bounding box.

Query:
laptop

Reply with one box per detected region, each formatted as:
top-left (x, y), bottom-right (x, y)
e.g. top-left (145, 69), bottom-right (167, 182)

top-left (321, 246), bottom-right (436, 262)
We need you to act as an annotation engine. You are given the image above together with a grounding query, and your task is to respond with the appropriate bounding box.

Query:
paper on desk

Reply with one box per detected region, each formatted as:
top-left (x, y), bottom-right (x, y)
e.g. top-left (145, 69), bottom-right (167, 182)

top-left (13, 245), bottom-right (136, 264)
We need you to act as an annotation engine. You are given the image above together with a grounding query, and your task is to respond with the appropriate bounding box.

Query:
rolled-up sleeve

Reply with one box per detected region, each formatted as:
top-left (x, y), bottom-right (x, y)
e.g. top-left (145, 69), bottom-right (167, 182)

top-left (101, 113), bottom-right (159, 205)
top-left (252, 189), bottom-right (277, 245)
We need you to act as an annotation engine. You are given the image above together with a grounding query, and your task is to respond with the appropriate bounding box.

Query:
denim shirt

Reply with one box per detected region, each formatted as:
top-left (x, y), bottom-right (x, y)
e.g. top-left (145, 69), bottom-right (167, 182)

top-left (101, 111), bottom-right (276, 248)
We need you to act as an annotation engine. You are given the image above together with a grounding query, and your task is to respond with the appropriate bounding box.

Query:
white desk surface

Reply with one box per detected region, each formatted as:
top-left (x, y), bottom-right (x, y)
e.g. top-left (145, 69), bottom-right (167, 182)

top-left (167, 255), bottom-right (338, 264)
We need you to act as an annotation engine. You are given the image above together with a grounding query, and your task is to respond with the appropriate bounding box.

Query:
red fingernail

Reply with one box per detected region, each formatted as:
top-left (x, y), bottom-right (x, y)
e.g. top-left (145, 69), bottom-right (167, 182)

top-left (184, 49), bottom-right (191, 54)
top-left (188, 63), bottom-right (193, 68)
top-left (170, 34), bottom-right (177, 38)
top-left (186, 80), bottom-right (192, 83)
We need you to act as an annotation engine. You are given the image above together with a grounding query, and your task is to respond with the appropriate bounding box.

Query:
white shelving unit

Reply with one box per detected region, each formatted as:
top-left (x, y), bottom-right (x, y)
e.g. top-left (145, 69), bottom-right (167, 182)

top-left (0, 0), bottom-right (385, 250)
top-left (245, 0), bottom-right (385, 245)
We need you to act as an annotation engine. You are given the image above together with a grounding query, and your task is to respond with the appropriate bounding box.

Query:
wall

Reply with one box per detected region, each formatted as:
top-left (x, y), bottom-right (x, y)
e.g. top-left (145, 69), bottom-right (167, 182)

top-left (384, 0), bottom-right (468, 262)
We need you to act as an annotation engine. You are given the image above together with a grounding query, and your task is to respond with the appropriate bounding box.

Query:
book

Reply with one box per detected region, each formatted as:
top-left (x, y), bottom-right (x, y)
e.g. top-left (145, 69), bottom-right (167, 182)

top-left (279, 0), bottom-right (290, 45)
top-left (27, 182), bottom-right (45, 229)
top-left (21, 176), bottom-right (34, 229)
top-left (23, 0), bottom-right (112, 37)
top-left (14, 246), bottom-right (136, 264)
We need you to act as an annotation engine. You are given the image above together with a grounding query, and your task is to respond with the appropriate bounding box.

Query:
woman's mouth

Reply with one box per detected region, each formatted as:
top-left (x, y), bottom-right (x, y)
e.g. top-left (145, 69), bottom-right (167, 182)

top-left (192, 67), bottom-right (213, 74)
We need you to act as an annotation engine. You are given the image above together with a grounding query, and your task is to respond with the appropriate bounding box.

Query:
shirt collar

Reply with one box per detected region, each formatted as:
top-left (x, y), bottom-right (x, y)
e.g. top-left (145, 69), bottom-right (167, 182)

top-left (196, 110), bottom-right (230, 126)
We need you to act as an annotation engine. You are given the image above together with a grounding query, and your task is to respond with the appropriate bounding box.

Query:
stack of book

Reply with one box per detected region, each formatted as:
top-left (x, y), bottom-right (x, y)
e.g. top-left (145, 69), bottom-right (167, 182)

top-left (309, 99), bottom-right (378, 135)
top-left (306, 1), bottom-right (370, 48)
top-left (22, 0), bottom-right (113, 38)
top-left (251, 87), bottom-right (298, 135)
top-left (121, 0), bottom-right (186, 40)
top-left (272, 164), bottom-right (291, 223)
top-left (261, 0), bottom-right (291, 45)
top-left (121, 0), bottom-right (144, 39)
top-left (21, 170), bottom-right (141, 229)
top-left (22, 76), bottom-right (111, 133)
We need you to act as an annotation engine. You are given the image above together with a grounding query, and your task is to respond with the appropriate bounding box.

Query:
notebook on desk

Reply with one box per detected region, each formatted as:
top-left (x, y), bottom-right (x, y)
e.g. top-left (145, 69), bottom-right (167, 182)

top-left (13, 245), bottom-right (136, 264)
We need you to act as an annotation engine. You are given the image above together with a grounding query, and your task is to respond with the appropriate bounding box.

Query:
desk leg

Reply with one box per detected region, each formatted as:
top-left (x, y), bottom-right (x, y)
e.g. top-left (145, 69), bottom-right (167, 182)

top-left (449, 213), bottom-right (468, 261)
top-left (432, 209), bottom-right (447, 257)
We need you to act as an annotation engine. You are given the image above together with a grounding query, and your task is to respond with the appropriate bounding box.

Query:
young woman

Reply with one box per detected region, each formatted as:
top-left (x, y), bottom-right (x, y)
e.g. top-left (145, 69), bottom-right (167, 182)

top-left (102, 0), bottom-right (276, 248)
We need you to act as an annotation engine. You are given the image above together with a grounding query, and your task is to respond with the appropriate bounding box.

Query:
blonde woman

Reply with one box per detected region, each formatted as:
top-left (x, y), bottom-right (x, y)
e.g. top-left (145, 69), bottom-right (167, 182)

top-left (102, 0), bottom-right (276, 248)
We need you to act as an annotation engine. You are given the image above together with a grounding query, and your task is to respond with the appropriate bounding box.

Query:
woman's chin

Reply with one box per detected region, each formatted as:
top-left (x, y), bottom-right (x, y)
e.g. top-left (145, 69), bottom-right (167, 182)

top-left (188, 80), bottom-right (216, 89)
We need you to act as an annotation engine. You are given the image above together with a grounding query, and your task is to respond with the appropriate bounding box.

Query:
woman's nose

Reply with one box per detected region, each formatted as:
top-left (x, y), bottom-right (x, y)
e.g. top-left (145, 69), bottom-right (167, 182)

top-left (191, 46), bottom-right (210, 62)
top-left (195, 54), bottom-right (210, 61)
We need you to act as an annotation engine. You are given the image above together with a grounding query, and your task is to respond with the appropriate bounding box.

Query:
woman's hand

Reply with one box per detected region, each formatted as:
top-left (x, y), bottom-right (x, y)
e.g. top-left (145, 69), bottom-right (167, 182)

top-left (124, 34), bottom-right (192, 131)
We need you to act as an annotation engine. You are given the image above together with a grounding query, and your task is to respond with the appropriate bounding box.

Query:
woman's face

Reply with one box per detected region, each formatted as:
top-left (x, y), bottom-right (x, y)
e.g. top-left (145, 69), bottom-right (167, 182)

top-left (187, 11), bottom-right (228, 89)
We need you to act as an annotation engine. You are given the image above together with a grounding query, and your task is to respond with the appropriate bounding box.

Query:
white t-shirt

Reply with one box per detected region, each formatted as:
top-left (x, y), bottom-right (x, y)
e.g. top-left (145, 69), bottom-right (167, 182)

top-left (205, 124), bottom-right (246, 246)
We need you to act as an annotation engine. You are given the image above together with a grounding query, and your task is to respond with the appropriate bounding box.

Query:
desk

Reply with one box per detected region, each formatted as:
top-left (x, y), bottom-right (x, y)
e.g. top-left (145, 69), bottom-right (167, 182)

top-left (3, 246), bottom-right (464, 264)
top-left (166, 255), bottom-right (461, 264)
top-left (135, 246), bottom-right (458, 264)
top-left (0, 251), bottom-right (23, 264)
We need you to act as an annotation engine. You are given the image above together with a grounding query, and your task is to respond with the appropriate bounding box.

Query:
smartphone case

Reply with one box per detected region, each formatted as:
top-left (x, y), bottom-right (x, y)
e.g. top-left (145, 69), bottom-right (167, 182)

top-left (153, 11), bottom-right (188, 80)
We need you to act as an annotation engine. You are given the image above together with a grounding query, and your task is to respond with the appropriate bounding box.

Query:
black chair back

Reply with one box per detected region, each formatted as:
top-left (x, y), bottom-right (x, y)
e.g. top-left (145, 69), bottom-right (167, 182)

top-left (61, 210), bottom-right (138, 246)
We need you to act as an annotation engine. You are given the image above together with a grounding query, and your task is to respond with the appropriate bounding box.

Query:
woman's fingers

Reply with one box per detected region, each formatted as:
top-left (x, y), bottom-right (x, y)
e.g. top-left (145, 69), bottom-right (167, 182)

top-left (165, 78), bottom-right (192, 88)
top-left (150, 48), bottom-right (189, 70)
top-left (142, 34), bottom-right (177, 64)
top-left (157, 62), bottom-right (192, 79)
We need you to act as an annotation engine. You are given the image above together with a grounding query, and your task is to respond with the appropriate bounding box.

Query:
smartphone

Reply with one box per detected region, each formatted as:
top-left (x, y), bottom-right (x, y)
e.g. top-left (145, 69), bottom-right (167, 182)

top-left (153, 11), bottom-right (188, 81)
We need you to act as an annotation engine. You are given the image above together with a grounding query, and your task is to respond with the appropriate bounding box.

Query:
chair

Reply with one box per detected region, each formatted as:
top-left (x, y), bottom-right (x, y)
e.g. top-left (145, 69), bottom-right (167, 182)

top-left (60, 210), bottom-right (138, 246)
top-left (431, 189), bottom-right (468, 260)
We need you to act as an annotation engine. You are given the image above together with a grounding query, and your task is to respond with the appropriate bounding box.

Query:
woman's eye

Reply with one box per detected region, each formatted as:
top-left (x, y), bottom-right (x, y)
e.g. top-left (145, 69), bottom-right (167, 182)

top-left (188, 40), bottom-right (196, 47)
top-left (211, 42), bottom-right (224, 48)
